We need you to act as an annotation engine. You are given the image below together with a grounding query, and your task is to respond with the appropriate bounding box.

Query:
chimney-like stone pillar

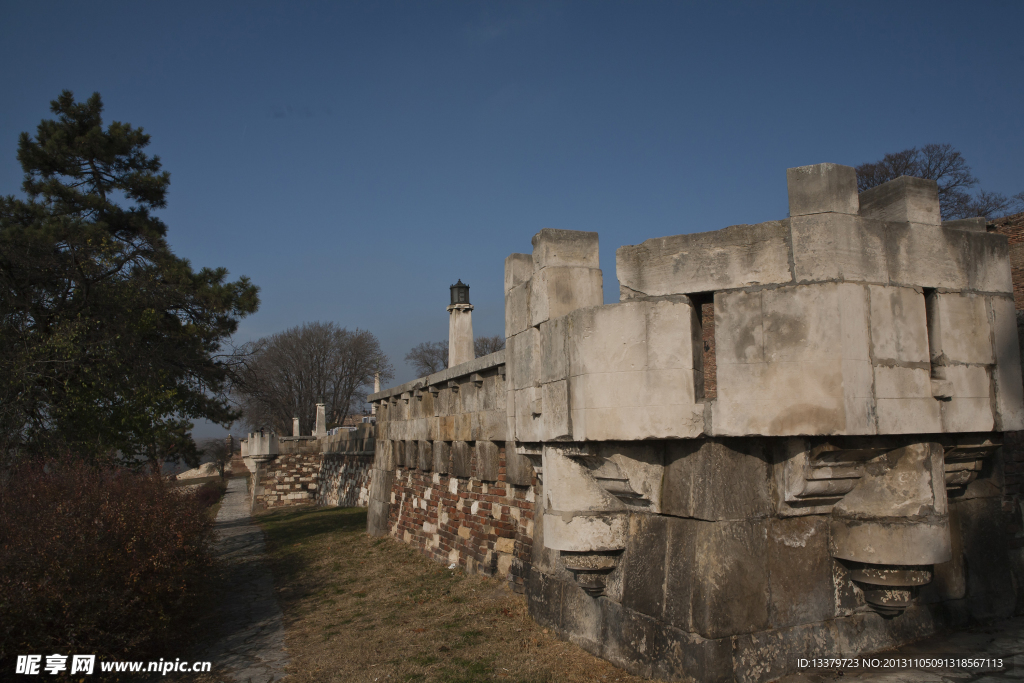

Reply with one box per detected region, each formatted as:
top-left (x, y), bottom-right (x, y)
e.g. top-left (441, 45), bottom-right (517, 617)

top-left (292, 417), bottom-right (300, 436)
top-left (448, 279), bottom-right (474, 367)
top-left (448, 304), bottom-right (474, 367)
top-left (314, 403), bottom-right (326, 437)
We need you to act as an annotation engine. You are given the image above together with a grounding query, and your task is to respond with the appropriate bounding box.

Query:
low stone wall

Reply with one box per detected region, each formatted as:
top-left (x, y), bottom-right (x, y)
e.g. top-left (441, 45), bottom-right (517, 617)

top-left (386, 446), bottom-right (536, 591)
top-left (317, 453), bottom-right (373, 507)
top-left (251, 437), bottom-right (322, 512)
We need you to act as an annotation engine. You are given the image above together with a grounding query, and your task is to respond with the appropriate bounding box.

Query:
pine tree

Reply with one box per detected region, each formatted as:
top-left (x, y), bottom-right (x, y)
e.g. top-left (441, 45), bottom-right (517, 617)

top-left (0, 91), bottom-right (260, 469)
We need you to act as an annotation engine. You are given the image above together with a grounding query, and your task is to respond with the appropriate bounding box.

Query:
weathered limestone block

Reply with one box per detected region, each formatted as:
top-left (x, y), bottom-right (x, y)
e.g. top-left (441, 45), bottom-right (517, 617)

top-left (529, 266), bottom-right (603, 327)
top-left (454, 412), bottom-right (472, 442)
top-left (663, 517), bottom-right (770, 639)
top-left (432, 440), bottom-right (450, 474)
top-left (476, 440), bottom-right (500, 482)
top-left (858, 175), bottom-right (941, 226)
top-left (472, 409), bottom-right (506, 442)
top-left (767, 516), bottom-right (834, 628)
top-left (927, 292), bottom-right (992, 365)
top-left (715, 283), bottom-right (877, 436)
top-left (543, 512), bottom-right (628, 552)
top-left (508, 327), bottom-right (541, 391)
top-left (541, 380), bottom-right (571, 441)
top-left (991, 295), bottom-right (1024, 430)
top-left (451, 440), bottom-right (472, 478)
top-left (405, 440), bottom-right (417, 468)
top-left (568, 300), bottom-right (703, 440)
top-left (786, 163), bottom-right (859, 217)
top-left (885, 224), bottom-right (1012, 293)
top-left (830, 442), bottom-right (950, 566)
top-left (539, 316), bottom-right (569, 384)
top-left (940, 366), bottom-right (994, 432)
top-left (790, 213), bottom-right (889, 285)
top-left (505, 252), bottom-right (533, 293)
top-left (514, 387), bottom-right (543, 442)
top-left (620, 514), bottom-right (669, 618)
top-left (417, 440), bottom-right (432, 471)
top-left (531, 228), bottom-right (600, 270)
top-left (505, 280), bottom-right (532, 338)
top-left (868, 284), bottom-right (930, 363)
top-left (616, 221), bottom-right (793, 298)
top-left (505, 445), bottom-right (534, 486)
top-left (374, 438), bottom-right (394, 471)
top-left (393, 440), bottom-right (405, 468)
top-left (662, 439), bottom-right (770, 521)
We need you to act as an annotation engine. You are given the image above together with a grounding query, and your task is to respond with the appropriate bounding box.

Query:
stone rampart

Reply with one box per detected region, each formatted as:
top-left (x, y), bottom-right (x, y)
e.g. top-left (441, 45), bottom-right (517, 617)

top-left (316, 425), bottom-right (376, 508)
top-left (365, 351), bottom-right (540, 587)
top-left (369, 164), bottom-right (1024, 682)
top-left (248, 436), bottom-right (321, 512)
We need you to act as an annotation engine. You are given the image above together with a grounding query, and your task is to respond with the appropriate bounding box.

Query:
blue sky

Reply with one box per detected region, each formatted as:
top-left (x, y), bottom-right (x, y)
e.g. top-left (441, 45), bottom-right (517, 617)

top-left (2, 1), bottom-right (1022, 438)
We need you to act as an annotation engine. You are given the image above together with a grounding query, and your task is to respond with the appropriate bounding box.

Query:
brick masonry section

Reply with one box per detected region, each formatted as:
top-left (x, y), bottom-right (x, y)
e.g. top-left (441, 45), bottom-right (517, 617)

top-left (386, 444), bottom-right (536, 593)
top-left (317, 453), bottom-right (373, 508)
top-left (251, 440), bottom-right (322, 511)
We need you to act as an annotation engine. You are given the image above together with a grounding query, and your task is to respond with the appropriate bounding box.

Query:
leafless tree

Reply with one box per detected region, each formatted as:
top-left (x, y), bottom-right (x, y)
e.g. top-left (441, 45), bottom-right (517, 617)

top-left (406, 340), bottom-right (448, 376)
top-left (231, 322), bottom-right (393, 435)
top-left (474, 335), bottom-right (506, 357)
top-left (856, 144), bottom-right (1024, 220)
top-left (197, 437), bottom-right (233, 479)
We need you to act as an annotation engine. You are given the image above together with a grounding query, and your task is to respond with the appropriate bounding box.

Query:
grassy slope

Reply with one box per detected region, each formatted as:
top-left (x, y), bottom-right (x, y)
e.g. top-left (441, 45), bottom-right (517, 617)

top-left (255, 505), bottom-right (655, 683)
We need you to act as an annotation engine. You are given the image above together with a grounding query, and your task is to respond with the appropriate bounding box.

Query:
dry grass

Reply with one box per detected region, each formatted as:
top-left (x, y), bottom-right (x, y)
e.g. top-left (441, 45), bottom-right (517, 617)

top-left (254, 505), bottom-right (653, 683)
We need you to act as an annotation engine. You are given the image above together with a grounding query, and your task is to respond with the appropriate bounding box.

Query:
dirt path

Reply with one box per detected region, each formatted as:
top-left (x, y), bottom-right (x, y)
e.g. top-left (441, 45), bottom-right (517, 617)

top-left (196, 477), bottom-right (290, 682)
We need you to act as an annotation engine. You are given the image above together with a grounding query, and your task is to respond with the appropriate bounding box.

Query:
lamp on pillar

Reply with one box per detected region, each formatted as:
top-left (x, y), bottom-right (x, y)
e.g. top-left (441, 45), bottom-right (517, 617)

top-left (448, 279), bottom-right (474, 367)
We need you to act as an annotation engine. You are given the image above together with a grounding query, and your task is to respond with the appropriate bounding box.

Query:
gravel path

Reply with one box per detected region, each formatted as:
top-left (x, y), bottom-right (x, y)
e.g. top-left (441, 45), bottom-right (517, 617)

top-left (201, 476), bottom-right (289, 682)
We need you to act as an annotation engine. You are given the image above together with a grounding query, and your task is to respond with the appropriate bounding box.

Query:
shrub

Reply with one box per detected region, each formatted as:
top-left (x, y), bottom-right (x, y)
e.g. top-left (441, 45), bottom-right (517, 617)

top-left (0, 458), bottom-right (214, 662)
top-left (195, 479), bottom-right (227, 508)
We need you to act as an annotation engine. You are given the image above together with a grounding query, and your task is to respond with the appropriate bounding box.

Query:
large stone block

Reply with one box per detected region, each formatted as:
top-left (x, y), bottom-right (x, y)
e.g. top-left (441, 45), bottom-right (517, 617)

top-left (940, 365), bottom-right (994, 432)
top-left (715, 290), bottom-right (764, 365)
top-left (786, 163), bottom-right (859, 216)
top-left (473, 409), bottom-right (506, 442)
top-left (451, 441), bottom-right (472, 478)
top-left (526, 567), bottom-right (564, 630)
top-left (541, 379), bottom-right (571, 440)
top-left (454, 412), bottom-right (472, 441)
top-left (504, 445), bottom-right (535, 486)
top-left (662, 439), bottom-right (770, 521)
top-left (508, 327), bottom-right (541, 391)
top-left (405, 440), bottom-right (417, 468)
top-left (790, 213), bottom-right (889, 284)
top-left (858, 175), bottom-right (941, 226)
top-left (530, 266), bottom-right (603, 327)
top-left (568, 303), bottom-right (648, 376)
top-left (514, 387), bottom-right (543, 442)
top-left (875, 397), bottom-right (942, 434)
top-left (539, 316), bottom-right (569, 384)
top-left (646, 298), bottom-right (700, 370)
top-left (374, 438), bottom-right (395, 471)
top-left (505, 280), bottom-right (532, 338)
top-left (620, 513), bottom-right (669, 619)
top-left (616, 221), bottom-right (793, 298)
top-left (573, 402), bottom-right (704, 441)
top-left (767, 516), bottom-right (834, 628)
top-left (957, 497), bottom-right (1015, 621)
top-left (504, 252), bottom-right (533, 293)
top-left (991, 295), bottom-right (1024, 430)
top-left (884, 224), bottom-right (1012, 293)
top-left (733, 619), bottom-right (839, 683)
top-left (560, 580), bottom-right (604, 653)
top-left (432, 440), bottom-right (450, 474)
top-left (663, 517), bottom-right (770, 639)
top-left (927, 292), bottom-right (992, 365)
top-left (476, 440), bottom-right (500, 482)
top-left (417, 440), bottom-right (432, 471)
top-left (868, 285), bottom-right (929, 364)
top-left (763, 284), bottom-right (844, 362)
top-left (531, 228), bottom-right (600, 270)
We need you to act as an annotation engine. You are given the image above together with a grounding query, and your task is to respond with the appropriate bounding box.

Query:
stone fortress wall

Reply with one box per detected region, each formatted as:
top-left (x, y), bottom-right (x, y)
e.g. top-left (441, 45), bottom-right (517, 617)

top-left (367, 163), bottom-right (1024, 682)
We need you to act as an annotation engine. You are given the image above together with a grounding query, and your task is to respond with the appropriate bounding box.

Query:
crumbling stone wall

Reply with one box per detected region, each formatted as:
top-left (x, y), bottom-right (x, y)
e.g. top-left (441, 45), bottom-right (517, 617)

top-left (370, 165), bottom-right (1024, 682)
top-left (250, 437), bottom-right (321, 512)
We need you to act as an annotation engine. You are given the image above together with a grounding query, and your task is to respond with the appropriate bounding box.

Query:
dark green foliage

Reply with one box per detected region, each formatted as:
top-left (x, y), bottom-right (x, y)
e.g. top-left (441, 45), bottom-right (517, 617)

top-left (0, 91), bottom-right (259, 468)
top-left (0, 458), bottom-right (213, 662)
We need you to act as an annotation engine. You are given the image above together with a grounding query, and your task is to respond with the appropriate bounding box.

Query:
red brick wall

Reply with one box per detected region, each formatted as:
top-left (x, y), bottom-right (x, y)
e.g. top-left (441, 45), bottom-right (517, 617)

top-left (386, 444), bottom-right (537, 593)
